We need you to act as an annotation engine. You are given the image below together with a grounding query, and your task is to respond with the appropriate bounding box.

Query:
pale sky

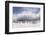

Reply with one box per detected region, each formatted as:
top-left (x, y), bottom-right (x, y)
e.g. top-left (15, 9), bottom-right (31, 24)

top-left (13, 7), bottom-right (40, 18)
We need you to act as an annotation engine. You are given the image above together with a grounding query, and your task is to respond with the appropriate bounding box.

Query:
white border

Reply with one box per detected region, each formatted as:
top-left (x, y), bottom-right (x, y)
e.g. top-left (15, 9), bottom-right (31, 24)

top-left (9, 3), bottom-right (43, 32)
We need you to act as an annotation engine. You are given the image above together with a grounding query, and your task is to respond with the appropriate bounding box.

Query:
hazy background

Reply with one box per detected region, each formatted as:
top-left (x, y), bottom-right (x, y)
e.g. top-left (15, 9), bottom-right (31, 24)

top-left (12, 7), bottom-right (40, 28)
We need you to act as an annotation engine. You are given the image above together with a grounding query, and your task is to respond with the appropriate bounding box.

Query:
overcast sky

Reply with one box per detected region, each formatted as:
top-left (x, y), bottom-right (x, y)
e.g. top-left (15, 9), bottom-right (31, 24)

top-left (13, 7), bottom-right (40, 16)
